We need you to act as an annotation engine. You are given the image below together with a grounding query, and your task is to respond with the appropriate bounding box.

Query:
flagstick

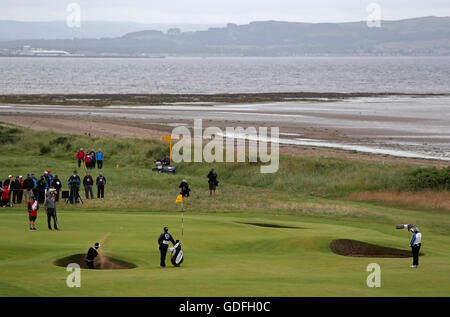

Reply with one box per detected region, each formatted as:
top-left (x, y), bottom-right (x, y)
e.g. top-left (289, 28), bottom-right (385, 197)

top-left (181, 201), bottom-right (184, 236)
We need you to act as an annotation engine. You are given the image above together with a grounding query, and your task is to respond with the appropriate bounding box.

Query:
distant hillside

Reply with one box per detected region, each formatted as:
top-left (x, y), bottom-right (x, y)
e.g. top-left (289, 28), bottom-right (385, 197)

top-left (1, 17), bottom-right (450, 56)
top-left (0, 20), bottom-right (224, 40)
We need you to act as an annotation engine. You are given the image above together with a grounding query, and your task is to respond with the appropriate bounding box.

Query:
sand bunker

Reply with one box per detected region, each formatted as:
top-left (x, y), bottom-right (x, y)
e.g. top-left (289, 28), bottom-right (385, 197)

top-left (54, 254), bottom-right (136, 270)
top-left (235, 221), bottom-right (301, 229)
top-left (330, 239), bottom-right (418, 258)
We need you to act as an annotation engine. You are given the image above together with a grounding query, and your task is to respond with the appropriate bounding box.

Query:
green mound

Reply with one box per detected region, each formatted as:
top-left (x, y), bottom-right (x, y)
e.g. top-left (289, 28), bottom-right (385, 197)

top-left (54, 254), bottom-right (137, 270)
top-left (330, 239), bottom-right (415, 258)
top-left (235, 221), bottom-right (302, 229)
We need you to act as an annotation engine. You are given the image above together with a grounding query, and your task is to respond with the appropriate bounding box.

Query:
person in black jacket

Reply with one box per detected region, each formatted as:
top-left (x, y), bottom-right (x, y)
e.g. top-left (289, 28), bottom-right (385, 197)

top-left (11, 176), bottom-right (21, 204)
top-left (96, 173), bottom-right (106, 199)
top-left (53, 175), bottom-right (62, 202)
top-left (23, 174), bottom-right (35, 202)
top-left (85, 242), bottom-right (101, 269)
top-left (68, 171), bottom-right (81, 204)
top-left (207, 168), bottom-right (218, 198)
top-left (83, 172), bottom-right (94, 200)
top-left (36, 176), bottom-right (47, 204)
top-left (179, 180), bottom-right (190, 198)
top-left (3, 175), bottom-right (12, 188)
top-left (158, 227), bottom-right (176, 268)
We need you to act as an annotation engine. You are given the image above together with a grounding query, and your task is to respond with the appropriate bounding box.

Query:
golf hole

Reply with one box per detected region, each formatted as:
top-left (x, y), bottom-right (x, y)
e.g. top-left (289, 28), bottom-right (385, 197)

top-left (235, 221), bottom-right (301, 229)
top-left (54, 254), bottom-right (137, 270)
top-left (330, 239), bottom-right (419, 258)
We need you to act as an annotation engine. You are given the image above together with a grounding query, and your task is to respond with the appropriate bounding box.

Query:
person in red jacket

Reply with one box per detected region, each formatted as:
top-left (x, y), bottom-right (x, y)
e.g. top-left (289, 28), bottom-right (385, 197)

top-left (1, 185), bottom-right (10, 207)
top-left (76, 148), bottom-right (85, 168)
top-left (27, 196), bottom-right (39, 231)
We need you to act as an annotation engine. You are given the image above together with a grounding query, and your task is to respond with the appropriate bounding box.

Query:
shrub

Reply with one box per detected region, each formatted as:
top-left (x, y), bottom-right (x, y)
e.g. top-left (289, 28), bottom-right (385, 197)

top-left (51, 136), bottom-right (69, 145)
top-left (406, 166), bottom-right (450, 190)
top-left (0, 127), bottom-right (22, 144)
top-left (146, 144), bottom-right (170, 160)
top-left (39, 144), bottom-right (52, 155)
top-left (65, 143), bottom-right (72, 151)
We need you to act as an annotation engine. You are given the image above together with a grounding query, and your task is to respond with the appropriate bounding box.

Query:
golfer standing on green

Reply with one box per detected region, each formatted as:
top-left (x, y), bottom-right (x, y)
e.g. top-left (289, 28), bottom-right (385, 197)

top-left (158, 227), bottom-right (176, 268)
top-left (410, 227), bottom-right (422, 268)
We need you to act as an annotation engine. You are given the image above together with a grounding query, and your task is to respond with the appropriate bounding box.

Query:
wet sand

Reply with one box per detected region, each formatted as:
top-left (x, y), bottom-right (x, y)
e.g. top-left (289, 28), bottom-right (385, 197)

top-left (0, 95), bottom-right (449, 164)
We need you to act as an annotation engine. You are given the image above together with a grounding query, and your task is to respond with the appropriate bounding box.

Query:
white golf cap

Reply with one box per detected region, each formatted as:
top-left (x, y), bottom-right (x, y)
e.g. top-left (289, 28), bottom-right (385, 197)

top-left (8, 175), bottom-right (12, 178)
top-left (19, 176), bottom-right (23, 178)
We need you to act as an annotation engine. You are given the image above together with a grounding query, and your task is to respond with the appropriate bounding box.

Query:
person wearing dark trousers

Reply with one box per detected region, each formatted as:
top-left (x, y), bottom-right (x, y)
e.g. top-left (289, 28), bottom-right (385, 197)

top-left (91, 149), bottom-right (97, 169)
top-left (96, 173), bottom-right (106, 199)
top-left (158, 227), bottom-right (176, 268)
top-left (76, 148), bottom-right (85, 168)
top-left (27, 196), bottom-right (39, 231)
top-left (83, 172), bottom-right (94, 200)
top-left (44, 192), bottom-right (59, 230)
top-left (53, 175), bottom-right (62, 202)
top-left (179, 179), bottom-right (190, 198)
top-left (207, 168), bottom-right (218, 198)
top-left (1, 185), bottom-right (10, 207)
top-left (85, 242), bottom-right (101, 269)
top-left (68, 171), bottom-right (81, 204)
top-left (18, 176), bottom-right (24, 204)
top-left (11, 176), bottom-right (21, 204)
top-left (36, 176), bottom-right (46, 204)
top-left (410, 227), bottom-right (422, 268)
top-left (4, 175), bottom-right (13, 202)
top-left (96, 149), bottom-right (104, 169)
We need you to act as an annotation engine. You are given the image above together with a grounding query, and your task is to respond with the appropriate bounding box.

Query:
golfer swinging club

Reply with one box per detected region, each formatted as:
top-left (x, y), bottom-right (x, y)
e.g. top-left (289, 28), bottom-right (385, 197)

top-left (86, 242), bottom-right (101, 269)
top-left (158, 227), bottom-right (176, 268)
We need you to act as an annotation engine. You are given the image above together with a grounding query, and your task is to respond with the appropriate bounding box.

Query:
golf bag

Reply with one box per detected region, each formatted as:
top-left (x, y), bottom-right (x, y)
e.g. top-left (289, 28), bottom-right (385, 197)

top-left (170, 240), bottom-right (183, 267)
top-left (396, 224), bottom-right (414, 230)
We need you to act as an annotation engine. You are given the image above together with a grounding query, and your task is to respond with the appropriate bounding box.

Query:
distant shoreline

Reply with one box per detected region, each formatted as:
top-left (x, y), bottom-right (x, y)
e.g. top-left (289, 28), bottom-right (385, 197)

top-left (1, 92), bottom-right (449, 107)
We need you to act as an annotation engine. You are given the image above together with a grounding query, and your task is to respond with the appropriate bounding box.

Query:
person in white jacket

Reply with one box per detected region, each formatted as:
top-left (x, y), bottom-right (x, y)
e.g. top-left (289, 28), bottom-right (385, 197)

top-left (410, 227), bottom-right (422, 268)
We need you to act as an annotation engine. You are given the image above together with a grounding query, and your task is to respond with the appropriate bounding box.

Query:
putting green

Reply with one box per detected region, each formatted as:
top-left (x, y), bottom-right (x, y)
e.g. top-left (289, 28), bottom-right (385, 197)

top-left (0, 208), bottom-right (449, 297)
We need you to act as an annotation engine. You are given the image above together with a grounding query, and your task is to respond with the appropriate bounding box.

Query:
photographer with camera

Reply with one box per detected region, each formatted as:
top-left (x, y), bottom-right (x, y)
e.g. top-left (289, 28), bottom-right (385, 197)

top-left (68, 171), bottom-right (81, 204)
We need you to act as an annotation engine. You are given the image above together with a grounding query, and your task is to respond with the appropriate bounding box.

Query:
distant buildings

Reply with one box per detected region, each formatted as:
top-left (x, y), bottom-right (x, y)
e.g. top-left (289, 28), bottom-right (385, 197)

top-left (0, 45), bottom-right (76, 57)
top-left (16, 45), bottom-right (72, 56)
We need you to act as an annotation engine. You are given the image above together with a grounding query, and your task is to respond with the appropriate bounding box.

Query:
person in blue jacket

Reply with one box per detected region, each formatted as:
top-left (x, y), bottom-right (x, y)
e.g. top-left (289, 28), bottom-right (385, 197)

top-left (96, 149), bottom-right (104, 169)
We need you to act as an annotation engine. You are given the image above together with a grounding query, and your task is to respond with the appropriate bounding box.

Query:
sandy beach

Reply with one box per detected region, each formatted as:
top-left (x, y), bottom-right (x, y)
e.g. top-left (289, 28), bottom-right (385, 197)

top-left (1, 94), bottom-right (449, 165)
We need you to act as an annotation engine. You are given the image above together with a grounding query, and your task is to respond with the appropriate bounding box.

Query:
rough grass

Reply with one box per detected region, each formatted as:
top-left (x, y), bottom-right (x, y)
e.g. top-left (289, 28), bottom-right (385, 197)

top-left (348, 191), bottom-right (450, 212)
top-left (0, 126), bottom-right (447, 220)
top-left (0, 127), bottom-right (450, 296)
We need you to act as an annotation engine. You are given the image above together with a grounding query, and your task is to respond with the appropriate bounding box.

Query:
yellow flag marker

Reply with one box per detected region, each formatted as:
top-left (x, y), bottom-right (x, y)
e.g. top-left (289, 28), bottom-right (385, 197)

top-left (162, 136), bottom-right (174, 163)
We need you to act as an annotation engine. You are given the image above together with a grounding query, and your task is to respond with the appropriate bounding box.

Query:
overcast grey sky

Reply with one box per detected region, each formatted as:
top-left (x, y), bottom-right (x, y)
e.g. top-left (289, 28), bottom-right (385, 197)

top-left (1, 0), bottom-right (450, 24)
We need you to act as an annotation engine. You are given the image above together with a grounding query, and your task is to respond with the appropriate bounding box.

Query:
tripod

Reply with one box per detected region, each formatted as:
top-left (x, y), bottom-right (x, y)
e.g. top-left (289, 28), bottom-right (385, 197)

top-left (66, 187), bottom-right (84, 205)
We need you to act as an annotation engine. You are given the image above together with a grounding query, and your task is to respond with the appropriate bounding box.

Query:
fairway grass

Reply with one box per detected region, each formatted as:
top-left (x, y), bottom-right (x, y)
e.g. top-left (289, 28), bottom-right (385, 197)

top-left (0, 209), bottom-right (449, 297)
top-left (0, 127), bottom-right (449, 296)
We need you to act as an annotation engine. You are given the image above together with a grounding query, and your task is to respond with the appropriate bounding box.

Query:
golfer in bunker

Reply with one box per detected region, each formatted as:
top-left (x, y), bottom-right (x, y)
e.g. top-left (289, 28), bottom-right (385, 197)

top-left (86, 242), bottom-right (101, 269)
top-left (158, 227), bottom-right (176, 268)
